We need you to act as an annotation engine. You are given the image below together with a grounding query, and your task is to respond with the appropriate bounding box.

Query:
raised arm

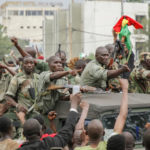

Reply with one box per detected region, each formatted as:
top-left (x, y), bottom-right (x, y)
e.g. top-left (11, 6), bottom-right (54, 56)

top-left (48, 111), bottom-right (57, 133)
top-left (0, 62), bottom-right (16, 76)
top-left (11, 52), bottom-right (20, 66)
top-left (3, 57), bottom-right (15, 67)
top-left (36, 45), bottom-right (41, 57)
top-left (43, 92), bottom-right (81, 148)
top-left (11, 38), bottom-right (38, 65)
top-left (113, 79), bottom-right (128, 134)
top-left (75, 101), bottom-right (89, 130)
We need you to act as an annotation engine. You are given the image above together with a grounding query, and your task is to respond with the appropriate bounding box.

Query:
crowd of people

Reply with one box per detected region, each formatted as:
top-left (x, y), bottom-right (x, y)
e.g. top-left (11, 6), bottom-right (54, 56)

top-left (0, 25), bottom-right (150, 150)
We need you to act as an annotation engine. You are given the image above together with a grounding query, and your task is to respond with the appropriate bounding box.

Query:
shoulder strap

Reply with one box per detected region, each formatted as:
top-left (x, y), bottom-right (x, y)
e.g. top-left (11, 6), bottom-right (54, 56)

top-left (130, 72), bottom-right (144, 93)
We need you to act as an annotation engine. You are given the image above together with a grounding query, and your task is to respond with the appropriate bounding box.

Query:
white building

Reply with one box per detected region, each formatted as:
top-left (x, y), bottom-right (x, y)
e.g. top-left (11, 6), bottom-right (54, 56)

top-left (0, 1), bottom-right (61, 45)
top-left (82, 1), bottom-right (148, 58)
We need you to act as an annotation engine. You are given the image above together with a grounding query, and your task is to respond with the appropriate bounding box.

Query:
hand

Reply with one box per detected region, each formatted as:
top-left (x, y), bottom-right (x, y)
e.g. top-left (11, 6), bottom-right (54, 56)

top-left (70, 92), bottom-right (82, 110)
top-left (68, 69), bottom-right (82, 76)
top-left (119, 79), bottom-right (128, 90)
top-left (121, 65), bottom-right (130, 73)
top-left (0, 62), bottom-right (6, 69)
top-left (14, 111), bottom-right (26, 121)
top-left (17, 104), bottom-right (27, 114)
top-left (145, 123), bottom-right (150, 129)
top-left (80, 101), bottom-right (89, 111)
top-left (0, 101), bottom-right (11, 116)
top-left (11, 38), bottom-right (18, 47)
top-left (48, 111), bottom-right (57, 121)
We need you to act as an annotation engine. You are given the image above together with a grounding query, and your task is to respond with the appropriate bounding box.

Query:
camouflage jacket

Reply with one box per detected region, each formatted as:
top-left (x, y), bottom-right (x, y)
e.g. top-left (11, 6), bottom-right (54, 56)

top-left (129, 64), bottom-right (150, 94)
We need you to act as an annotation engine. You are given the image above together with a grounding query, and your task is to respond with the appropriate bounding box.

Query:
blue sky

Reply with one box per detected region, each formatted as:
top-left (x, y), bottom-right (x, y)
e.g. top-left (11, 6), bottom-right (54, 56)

top-left (0, 0), bottom-right (85, 9)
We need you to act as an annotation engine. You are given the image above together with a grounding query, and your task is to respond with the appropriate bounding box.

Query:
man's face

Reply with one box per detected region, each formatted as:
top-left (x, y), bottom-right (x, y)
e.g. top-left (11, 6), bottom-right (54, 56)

top-left (108, 47), bottom-right (114, 57)
top-left (76, 64), bottom-right (86, 76)
top-left (49, 57), bottom-right (63, 72)
top-left (55, 52), bottom-right (66, 66)
top-left (23, 57), bottom-right (35, 73)
top-left (96, 49), bottom-right (109, 65)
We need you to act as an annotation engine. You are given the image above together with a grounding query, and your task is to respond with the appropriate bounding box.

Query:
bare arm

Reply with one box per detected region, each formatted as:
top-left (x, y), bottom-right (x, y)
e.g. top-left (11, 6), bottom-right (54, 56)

top-left (5, 66), bottom-right (16, 76)
top-left (112, 29), bottom-right (118, 44)
top-left (75, 101), bottom-right (89, 130)
top-left (107, 65), bottom-right (130, 79)
top-left (12, 54), bottom-right (20, 66)
top-left (48, 111), bottom-right (57, 133)
top-left (5, 95), bottom-right (27, 113)
top-left (14, 111), bottom-right (26, 125)
top-left (0, 62), bottom-right (16, 76)
top-left (11, 38), bottom-right (38, 65)
top-left (113, 79), bottom-right (128, 134)
top-left (3, 57), bottom-right (15, 67)
top-left (36, 45), bottom-right (41, 57)
top-left (50, 69), bottom-right (81, 81)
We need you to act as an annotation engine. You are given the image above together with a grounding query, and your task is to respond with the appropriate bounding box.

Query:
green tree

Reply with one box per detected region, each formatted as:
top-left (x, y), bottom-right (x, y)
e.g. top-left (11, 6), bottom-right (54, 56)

top-left (0, 25), bottom-right (13, 59)
top-left (87, 53), bottom-right (95, 60)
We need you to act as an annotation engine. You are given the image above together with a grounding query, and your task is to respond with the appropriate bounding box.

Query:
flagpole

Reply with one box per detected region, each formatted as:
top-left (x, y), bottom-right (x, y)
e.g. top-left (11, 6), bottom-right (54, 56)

top-left (121, 0), bottom-right (124, 16)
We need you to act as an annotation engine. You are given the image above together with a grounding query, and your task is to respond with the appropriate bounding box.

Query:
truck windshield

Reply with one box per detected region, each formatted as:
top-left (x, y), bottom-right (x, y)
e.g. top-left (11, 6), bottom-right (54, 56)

top-left (102, 111), bottom-right (150, 142)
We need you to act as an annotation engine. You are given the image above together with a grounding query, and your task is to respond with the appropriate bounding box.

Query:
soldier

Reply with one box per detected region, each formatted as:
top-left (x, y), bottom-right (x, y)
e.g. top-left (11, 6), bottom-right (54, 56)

top-left (11, 38), bottom-right (49, 74)
top-left (74, 59), bottom-right (86, 85)
top-left (80, 46), bottom-right (130, 90)
top-left (35, 56), bottom-right (80, 114)
top-left (5, 55), bottom-right (39, 113)
top-left (129, 52), bottom-right (150, 94)
top-left (0, 62), bottom-right (16, 115)
top-left (55, 50), bottom-right (76, 84)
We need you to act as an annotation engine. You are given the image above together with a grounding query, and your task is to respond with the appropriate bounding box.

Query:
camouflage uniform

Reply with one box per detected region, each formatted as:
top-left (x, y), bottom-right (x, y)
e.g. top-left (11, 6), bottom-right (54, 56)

top-left (64, 66), bottom-right (75, 85)
top-left (0, 73), bottom-right (12, 104)
top-left (6, 72), bottom-right (39, 111)
top-left (129, 52), bottom-right (150, 94)
top-left (35, 71), bottom-right (69, 114)
top-left (80, 60), bottom-right (108, 90)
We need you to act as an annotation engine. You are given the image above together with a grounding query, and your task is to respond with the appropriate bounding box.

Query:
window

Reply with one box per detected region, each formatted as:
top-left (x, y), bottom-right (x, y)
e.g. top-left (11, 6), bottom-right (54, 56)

top-left (8, 10), bottom-right (24, 16)
top-left (18, 11), bottom-right (24, 16)
top-left (27, 26), bottom-right (30, 29)
top-left (44, 11), bottom-right (54, 16)
top-left (136, 42), bottom-right (146, 60)
top-left (50, 11), bottom-right (54, 15)
top-left (32, 11), bottom-right (36, 16)
top-left (37, 11), bottom-right (42, 16)
top-left (45, 11), bottom-right (49, 15)
top-left (26, 11), bottom-right (42, 16)
top-left (20, 26), bottom-right (23, 29)
top-left (26, 11), bottom-right (32, 16)
top-left (33, 26), bottom-right (36, 29)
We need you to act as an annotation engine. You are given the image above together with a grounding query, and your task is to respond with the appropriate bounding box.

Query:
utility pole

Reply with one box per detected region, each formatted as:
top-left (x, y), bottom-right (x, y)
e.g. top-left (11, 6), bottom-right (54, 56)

top-left (121, 0), bottom-right (124, 16)
top-left (69, 23), bottom-right (73, 59)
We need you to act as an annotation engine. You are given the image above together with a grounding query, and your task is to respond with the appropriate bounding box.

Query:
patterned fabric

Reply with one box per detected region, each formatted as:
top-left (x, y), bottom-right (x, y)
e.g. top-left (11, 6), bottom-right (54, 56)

top-left (129, 63), bottom-right (150, 93)
top-left (139, 52), bottom-right (150, 62)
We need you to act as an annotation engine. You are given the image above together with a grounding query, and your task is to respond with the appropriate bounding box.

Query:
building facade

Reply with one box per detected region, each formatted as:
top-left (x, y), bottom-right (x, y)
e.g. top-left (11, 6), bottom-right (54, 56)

top-left (43, 1), bottom-right (148, 60)
top-left (0, 1), bottom-right (61, 44)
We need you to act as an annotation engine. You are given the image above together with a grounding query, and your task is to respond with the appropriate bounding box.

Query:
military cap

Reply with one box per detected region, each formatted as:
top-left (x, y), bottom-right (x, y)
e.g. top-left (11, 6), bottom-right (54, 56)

top-left (139, 52), bottom-right (150, 62)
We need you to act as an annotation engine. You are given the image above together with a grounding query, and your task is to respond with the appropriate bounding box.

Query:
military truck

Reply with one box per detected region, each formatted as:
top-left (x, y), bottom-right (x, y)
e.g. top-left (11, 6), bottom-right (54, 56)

top-left (54, 93), bottom-right (150, 149)
top-left (4, 93), bottom-right (150, 149)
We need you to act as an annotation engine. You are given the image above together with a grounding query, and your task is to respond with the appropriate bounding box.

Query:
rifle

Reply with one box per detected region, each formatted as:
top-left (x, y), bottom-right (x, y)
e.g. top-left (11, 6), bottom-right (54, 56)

top-left (46, 84), bottom-right (111, 94)
top-left (58, 44), bottom-right (61, 58)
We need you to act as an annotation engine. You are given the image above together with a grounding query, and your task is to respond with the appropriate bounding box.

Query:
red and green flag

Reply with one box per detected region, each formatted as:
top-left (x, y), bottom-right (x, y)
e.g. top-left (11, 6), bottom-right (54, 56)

top-left (113, 15), bottom-right (143, 52)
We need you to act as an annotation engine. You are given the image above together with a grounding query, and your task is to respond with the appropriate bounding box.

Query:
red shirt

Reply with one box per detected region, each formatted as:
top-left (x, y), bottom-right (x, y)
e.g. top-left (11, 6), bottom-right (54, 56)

top-left (19, 133), bottom-right (57, 148)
